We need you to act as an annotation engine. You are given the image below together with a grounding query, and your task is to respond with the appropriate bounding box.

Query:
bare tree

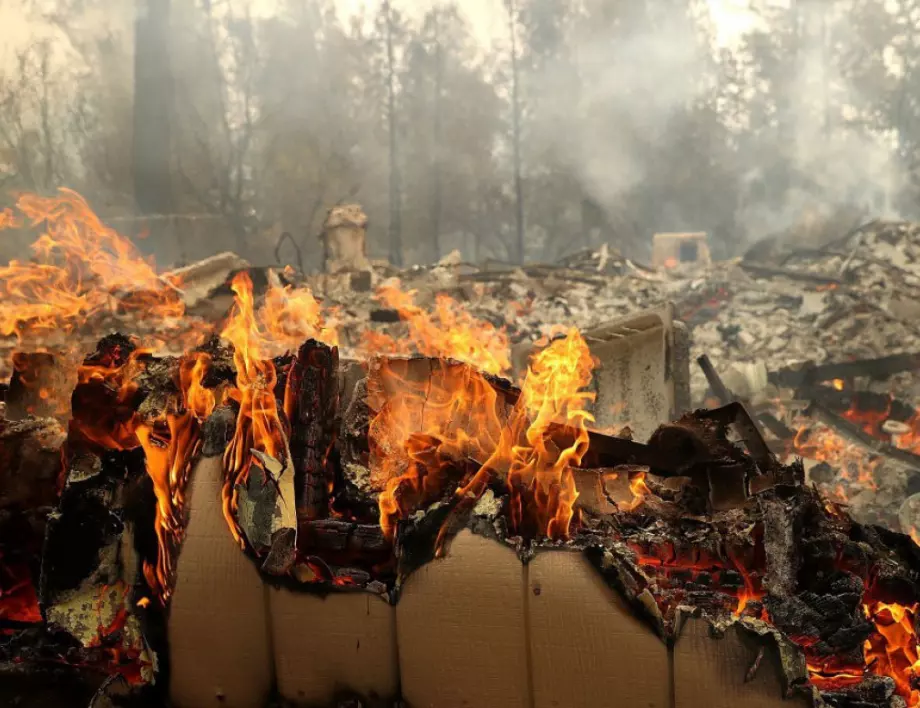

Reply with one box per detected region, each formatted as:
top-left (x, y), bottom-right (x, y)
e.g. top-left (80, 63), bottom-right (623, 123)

top-left (133, 0), bottom-right (174, 215)
top-left (430, 7), bottom-right (443, 261)
top-left (383, 0), bottom-right (403, 267)
top-left (506, 0), bottom-right (525, 264)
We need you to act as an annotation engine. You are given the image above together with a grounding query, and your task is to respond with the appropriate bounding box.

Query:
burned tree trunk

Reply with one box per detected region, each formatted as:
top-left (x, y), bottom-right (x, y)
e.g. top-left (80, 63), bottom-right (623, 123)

top-left (383, 0), bottom-right (403, 268)
top-left (133, 0), bottom-right (174, 217)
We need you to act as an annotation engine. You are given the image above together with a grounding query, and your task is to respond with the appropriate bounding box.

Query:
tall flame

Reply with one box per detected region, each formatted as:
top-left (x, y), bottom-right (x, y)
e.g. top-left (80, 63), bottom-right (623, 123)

top-left (135, 352), bottom-right (218, 603)
top-left (374, 328), bottom-right (595, 543)
top-left (72, 344), bottom-right (218, 605)
top-left (220, 272), bottom-right (288, 544)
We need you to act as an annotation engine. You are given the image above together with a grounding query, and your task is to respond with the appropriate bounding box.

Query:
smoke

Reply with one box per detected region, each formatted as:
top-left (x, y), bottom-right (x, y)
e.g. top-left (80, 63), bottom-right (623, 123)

top-left (521, 0), bottom-right (904, 252)
top-left (739, 2), bottom-right (902, 243)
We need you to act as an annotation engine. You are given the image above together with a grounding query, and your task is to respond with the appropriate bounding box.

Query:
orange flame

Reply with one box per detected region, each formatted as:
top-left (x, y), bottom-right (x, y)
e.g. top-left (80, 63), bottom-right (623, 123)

top-left (863, 601), bottom-right (920, 705)
top-left (69, 343), bottom-right (219, 604)
top-left (260, 272), bottom-right (339, 353)
top-left (135, 352), bottom-right (218, 603)
top-left (220, 272), bottom-right (288, 544)
top-left (0, 189), bottom-right (183, 344)
top-left (374, 328), bottom-right (595, 543)
top-left (792, 424), bottom-right (879, 492)
top-left (366, 280), bottom-right (511, 376)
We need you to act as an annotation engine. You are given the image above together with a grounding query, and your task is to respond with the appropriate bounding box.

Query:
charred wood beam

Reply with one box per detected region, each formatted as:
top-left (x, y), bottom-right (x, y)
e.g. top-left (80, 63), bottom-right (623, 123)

top-left (697, 354), bottom-right (733, 405)
top-left (770, 352), bottom-right (920, 389)
top-left (696, 356), bottom-right (774, 467)
top-left (738, 261), bottom-right (847, 287)
top-left (801, 385), bottom-right (916, 422)
top-left (299, 519), bottom-right (388, 554)
top-left (286, 340), bottom-right (340, 524)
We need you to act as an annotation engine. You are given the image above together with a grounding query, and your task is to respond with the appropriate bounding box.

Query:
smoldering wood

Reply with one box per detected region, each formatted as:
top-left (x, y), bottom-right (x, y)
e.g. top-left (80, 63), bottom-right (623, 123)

top-left (807, 400), bottom-right (920, 470)
top-left (300, 519), bottom-right (388, 553)
top-left (200, 404), bottom-right (235, 457)
top-left (769, 351), bottom-right (920, 389)
top-left (235, 449), bottom-right (297, 575)
top-left (285, 340), bottom-right (340, 524)
top-left (804, 386), bottom-right (916, 422)
top-left (0, 416), bottom-right (65, 511)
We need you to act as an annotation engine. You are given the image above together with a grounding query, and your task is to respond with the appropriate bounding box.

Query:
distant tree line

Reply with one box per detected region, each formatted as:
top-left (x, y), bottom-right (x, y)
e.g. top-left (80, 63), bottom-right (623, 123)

top-left (0, 0), bottom-right (917, 267)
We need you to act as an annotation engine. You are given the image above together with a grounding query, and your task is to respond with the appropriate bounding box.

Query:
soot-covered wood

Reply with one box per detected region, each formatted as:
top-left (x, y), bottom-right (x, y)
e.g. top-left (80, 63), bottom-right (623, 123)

top-left (286, 340), bottom-right (340, 524)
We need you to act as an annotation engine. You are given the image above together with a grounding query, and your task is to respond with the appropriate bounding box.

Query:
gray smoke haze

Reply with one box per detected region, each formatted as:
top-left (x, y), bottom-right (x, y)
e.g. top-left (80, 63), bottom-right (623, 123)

top-left (0, 0), bottom-right (914, 266)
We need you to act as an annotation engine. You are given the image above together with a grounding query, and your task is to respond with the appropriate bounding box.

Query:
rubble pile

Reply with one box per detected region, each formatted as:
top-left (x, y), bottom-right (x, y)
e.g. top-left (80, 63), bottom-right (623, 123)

top-left (296, 220), bottom-right (920, 536)
top-left (7, 200), bottom-right (920, 542)
top-left (316, 221), bottom-right (920, 401)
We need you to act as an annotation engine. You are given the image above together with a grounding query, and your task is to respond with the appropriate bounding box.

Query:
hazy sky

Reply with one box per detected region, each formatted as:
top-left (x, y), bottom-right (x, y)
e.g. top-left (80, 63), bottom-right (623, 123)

top-left (0, 0), bottom-right (758, 56)
top-left (331, 0), bottom-right (759, 46)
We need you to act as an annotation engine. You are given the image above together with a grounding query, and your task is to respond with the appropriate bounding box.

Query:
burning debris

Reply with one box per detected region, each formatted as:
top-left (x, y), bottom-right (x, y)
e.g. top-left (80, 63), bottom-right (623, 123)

top-left (4, 191), bottom-right (920, 707)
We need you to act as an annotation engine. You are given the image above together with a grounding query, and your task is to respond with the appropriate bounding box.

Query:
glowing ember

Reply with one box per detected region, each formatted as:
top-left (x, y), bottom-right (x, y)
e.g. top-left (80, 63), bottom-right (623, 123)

top-left (863, 601), bottom-right (920, 705)
top-left (367, 279), bottom-right (511, 376)
top-left (792, 423), bottom-right (879, 492)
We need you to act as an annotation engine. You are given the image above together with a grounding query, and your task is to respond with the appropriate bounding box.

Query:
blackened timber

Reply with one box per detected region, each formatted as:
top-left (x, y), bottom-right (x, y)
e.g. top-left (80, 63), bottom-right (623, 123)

top-left (697, 354), bottom-right (733, 405)
top-left (299, 520), bottom-right (388, 553)
top-left (696, 356), bottom-right (773, 463)
top-left (738, 261), bottom-right (846, 287)
top-left (803, 386), bottom-right (916, 422)
top-left (286, 340), bottom-right (340, 524)
top-left (769, 352), bottom-right (920, 389)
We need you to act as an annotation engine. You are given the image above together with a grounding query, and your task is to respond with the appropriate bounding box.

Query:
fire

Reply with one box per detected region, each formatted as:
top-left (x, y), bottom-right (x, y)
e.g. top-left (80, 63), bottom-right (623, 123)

top-left (220, 272), bottom-right (289, 544)
top-left (135, 352), bottom-right (218, 603)
top-left (0, 189), bottom-right (183, 345)
top-left (627, 541), bottom-right (766, 618)
top-left (70, 342), bottom-right (221, 604)
top-left (792, 424), bottom-right (879, 491)
top-left (841, 396), bottom-right (892, 439)
top-left (367, 279), bottom-right (511, 376)
top-left (260, 271), bottom-right (339, 353)
top-left (863, 601), bottom-right (920, 705)
top-left (373, 328), bottom-right (595, 543)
